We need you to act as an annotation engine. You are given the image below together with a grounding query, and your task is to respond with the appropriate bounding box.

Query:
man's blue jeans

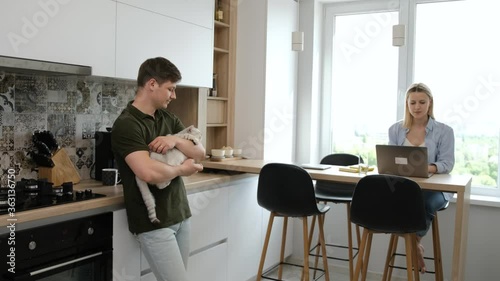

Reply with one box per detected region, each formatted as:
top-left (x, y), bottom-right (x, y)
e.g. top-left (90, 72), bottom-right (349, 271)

top-left (136, 218), bottom-right (191, 281)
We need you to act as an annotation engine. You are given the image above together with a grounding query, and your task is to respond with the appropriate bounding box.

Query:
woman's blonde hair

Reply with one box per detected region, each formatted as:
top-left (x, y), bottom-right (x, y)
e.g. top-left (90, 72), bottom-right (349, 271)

top-left (403, 82), bottom-right (434, 129)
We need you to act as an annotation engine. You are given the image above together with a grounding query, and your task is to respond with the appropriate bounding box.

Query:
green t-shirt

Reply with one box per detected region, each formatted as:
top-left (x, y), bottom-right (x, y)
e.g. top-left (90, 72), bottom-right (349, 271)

top-left (111, 102), bottom-right (192, 234)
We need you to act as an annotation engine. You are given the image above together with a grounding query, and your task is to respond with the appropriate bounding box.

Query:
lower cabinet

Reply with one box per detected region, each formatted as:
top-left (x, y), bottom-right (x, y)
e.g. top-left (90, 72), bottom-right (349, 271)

top-left (188, 242), bottom-right (228, 281)
top-left (227, 177), bottom-right (263, 280)
top-left (140, 272), bottom-right (156, 281)
top-left (113, 209), bottom-right (141, 281)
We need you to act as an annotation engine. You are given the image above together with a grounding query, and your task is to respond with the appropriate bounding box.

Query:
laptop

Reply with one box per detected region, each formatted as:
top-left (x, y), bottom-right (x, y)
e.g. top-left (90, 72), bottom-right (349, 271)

top-left (375, 144), bottom-right (433, 178)
top-left (300, 163), bottom-right (332, 170)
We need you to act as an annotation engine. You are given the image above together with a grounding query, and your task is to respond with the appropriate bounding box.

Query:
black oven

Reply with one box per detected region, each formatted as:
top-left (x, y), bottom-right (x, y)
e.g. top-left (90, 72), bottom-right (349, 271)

top-left (1, 212), bottom-right (112, 281)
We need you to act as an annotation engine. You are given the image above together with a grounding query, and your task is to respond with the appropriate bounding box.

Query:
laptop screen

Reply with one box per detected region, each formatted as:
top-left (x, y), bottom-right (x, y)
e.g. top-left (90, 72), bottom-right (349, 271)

top-left (375, 145), bottom-right (432, 178)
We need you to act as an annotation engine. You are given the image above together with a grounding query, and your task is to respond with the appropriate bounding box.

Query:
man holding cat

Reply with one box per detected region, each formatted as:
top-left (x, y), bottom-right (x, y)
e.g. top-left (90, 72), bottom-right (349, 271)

top-left (112, 57), bottom-right (205, 281)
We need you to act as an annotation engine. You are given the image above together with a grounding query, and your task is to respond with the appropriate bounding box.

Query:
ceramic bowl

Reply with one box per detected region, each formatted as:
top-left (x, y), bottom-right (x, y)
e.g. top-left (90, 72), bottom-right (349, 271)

top-left (211, 149), bottom-right (225, 157)
top-left (233, 148), bottom-right (242, 156)
top-left (224, 148), bottom-right (233, 157)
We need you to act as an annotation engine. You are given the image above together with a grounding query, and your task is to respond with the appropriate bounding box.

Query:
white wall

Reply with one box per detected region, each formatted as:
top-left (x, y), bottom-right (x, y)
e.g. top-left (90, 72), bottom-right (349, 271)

top-left (263, 0), bottom-right (298, 162)
top-left (235, 0), bottom-right (298, 162)
top-left (293, 0), bottom-right (324, 165)
top-left (234, 0), bottom-right (267, 160)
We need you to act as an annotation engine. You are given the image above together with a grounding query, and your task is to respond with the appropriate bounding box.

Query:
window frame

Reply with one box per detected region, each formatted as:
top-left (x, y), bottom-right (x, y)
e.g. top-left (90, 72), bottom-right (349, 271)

top-left (320, 0), bottom-right (499, 197)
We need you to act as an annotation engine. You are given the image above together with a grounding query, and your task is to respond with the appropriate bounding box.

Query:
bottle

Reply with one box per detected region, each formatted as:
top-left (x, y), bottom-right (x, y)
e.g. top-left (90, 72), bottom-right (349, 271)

top-left (211, 73), bottom-right (218, 97)
top-left (215, 0), bottom-right (223, 21)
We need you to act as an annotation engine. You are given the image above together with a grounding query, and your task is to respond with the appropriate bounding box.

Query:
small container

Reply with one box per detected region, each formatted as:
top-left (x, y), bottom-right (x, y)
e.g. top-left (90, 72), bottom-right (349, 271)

top-left (211, 149), bottom-right (225, 158)
top-left (233, 148), bottom-right (242, 156)
top-left (224, 148), bottom-right (233, 157)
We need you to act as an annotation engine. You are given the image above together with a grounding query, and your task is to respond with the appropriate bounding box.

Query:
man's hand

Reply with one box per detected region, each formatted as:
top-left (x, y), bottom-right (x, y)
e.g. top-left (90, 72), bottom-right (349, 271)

top-left (149, 135), bottom-right (177, 154)
top-left (179, 159), bottom-right (204, 176)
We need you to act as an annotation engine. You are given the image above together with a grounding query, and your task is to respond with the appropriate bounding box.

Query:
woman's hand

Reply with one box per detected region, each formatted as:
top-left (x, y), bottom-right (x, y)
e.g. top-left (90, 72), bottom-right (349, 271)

top-left (428, 164), bottom-right (438, 174)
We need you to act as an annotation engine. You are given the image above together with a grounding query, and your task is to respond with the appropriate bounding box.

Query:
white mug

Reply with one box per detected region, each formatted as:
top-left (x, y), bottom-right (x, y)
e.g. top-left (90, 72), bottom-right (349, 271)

top-left (102, 168), bottom-right (121, 186)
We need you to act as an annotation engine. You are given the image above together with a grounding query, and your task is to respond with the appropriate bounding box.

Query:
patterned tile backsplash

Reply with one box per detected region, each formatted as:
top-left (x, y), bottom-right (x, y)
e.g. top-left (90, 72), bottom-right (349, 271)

top-left (0, 72), bottom-right (136, 186)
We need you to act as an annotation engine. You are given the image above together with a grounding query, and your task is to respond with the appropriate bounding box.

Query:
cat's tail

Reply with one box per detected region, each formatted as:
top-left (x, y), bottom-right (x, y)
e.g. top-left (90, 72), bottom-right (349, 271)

top-left (136, 177), bottom-right (161, 224)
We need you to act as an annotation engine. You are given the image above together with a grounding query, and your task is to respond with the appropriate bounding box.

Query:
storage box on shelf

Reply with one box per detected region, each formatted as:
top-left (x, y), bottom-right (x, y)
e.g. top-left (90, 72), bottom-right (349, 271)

top-left (207, 0), bottom-right (236, 152)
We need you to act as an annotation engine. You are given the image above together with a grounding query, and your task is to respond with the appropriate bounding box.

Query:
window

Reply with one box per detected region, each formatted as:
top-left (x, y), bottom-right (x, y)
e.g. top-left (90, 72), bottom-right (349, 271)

top-left (322, 0), bottom-right (500, 196)
top-left (324, 3), bottom-right (399, 166)
top-left (414, 0), bottom-right (500, 196)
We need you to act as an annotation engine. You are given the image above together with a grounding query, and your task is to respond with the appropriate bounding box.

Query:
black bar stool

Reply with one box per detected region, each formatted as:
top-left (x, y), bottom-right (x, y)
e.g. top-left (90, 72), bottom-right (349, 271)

top-left (308, 153), bottom-right (362, 281)
top-left (256, 163), bottom-right (331, 281)
top-left (383, 201), bottom-right (449, 281)
top-left (350, 174), bottom-right (428, 281)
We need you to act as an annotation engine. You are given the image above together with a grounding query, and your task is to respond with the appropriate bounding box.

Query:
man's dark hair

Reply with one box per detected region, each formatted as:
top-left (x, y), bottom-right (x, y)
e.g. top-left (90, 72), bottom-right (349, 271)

top-left (137, 57), bottom-right (182, 87)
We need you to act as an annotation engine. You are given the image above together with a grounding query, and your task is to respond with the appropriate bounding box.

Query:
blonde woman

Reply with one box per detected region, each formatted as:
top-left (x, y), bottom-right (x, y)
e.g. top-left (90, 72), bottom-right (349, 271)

top-left (388, 82), bottom-right (455, 273)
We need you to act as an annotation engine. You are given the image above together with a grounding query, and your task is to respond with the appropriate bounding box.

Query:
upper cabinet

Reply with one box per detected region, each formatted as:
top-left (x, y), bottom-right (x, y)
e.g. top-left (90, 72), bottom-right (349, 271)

top-left (0, 0), bottom-right (116, 77)
top-left (0, 0), bottom-right (214, 87)
top-left (115, 2), bottom-right (213, 87)
top-left (116, 0), bottom-right (213, 29)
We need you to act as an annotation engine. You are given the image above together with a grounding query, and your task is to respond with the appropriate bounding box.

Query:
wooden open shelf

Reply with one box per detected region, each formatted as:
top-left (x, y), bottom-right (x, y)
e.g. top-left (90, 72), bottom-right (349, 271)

top-left (206, 0), bottom-right (236, 152)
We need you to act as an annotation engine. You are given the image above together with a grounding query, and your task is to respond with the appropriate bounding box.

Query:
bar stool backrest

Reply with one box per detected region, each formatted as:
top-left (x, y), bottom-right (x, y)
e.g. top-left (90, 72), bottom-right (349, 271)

top-left (351, 174), bottom-right (427, 233)
top-left (316, 153), bottom-right (363, 197)
top-left (257, 163), bottom-right (320, 217)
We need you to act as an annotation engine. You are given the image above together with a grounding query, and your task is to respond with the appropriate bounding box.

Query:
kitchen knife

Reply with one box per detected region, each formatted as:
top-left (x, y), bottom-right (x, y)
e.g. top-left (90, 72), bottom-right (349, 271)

top-left (33, 130), bottom-right (59, 153)
top-left (30, 152), bottom-right (55, 167)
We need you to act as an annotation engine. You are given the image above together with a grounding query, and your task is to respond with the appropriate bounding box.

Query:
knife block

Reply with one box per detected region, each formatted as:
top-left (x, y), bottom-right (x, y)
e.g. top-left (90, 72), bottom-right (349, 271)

top-left (38, 148), bottom-right (81, 186)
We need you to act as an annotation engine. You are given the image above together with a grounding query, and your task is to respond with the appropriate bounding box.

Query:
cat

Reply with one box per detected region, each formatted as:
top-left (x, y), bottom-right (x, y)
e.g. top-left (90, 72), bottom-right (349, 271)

top-left (136, 125), bottom-right (202, 224)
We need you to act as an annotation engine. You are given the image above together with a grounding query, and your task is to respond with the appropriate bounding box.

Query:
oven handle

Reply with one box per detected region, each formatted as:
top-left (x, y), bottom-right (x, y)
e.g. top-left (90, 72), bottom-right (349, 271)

top-left (29, 252), bottom-right (103, 276)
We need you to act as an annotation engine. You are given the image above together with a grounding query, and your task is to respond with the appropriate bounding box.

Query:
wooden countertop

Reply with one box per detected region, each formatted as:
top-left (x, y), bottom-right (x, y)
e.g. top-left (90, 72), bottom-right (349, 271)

top-left (0, 171), bottom-right (254, 227)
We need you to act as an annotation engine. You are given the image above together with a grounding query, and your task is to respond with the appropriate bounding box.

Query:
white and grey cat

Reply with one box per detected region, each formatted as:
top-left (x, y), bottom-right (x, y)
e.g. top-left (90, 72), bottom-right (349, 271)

top-left (136, 125), bottom-right (202, 224)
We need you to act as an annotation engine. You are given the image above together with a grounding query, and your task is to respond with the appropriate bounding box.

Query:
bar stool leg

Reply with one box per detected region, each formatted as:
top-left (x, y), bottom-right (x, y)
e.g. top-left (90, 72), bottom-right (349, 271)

top-left (308, 214), bottom-right (317, 249)
top-left (403, 234), bottom-right (415, 281)
top-left (318, 214), bottom-right (330, 281)
top-left (432, 214), bottom-right (444, 281)
top-left (302, 217), bottom-right (310, 281)
top-left (257, 213), bottom-right (275, 281)
top-left (309, 208), bottom-right (320, 279)
top-left (412, 234), bottom-right (421, 281)
top-left (353, 228), bottom-right (369, 281)
top-left (361, 232), bottom-right (373, 281)
top-left (346, 203), bottom-right (354, 281)
top-left (278, 216), bottom-right (288, 279)
top-left (382, 234), bottom-right (398, 281)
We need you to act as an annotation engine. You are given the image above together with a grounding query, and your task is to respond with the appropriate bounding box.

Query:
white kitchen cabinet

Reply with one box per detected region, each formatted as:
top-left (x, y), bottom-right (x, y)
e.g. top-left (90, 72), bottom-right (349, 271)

top-left (227, 176), bottom-right (293, 280)
top-left (115, 3), bottom-right (213, 87)
top-left (0, 0), bottom-right (116, 77)
top-left (116, 0), bottom-right (214, 29)
top-left (140, 272), bottom-right (156, 281)
top-left (188, 186), bottom-right (229, 252)
top-left (113, 209), bottom-right (142, 281)
top-left (188, 242), bottom-right (228, 281)
top-left (227, 176), bottom-right (263, 280)
top-left (138, 186), bottom-right (229, 277)
top-left (113, 176), bottom-right (285, 281)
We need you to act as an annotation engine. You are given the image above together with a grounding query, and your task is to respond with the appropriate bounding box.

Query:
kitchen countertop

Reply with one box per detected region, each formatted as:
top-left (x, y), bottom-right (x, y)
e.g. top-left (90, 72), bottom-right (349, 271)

top-left (0, 171), bottom-right (254, 228)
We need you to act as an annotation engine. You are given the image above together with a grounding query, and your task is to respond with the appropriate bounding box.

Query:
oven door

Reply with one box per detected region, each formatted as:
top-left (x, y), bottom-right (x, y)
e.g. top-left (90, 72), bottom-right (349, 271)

top-left (10, 249), bottom-right (112, 281)
top-left (1, 213), bottom-right (113, 281)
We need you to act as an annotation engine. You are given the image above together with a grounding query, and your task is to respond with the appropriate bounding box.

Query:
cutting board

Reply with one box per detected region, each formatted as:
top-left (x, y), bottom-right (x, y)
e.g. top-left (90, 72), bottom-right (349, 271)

top-left (38, 148), bottom-right (81, 186)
